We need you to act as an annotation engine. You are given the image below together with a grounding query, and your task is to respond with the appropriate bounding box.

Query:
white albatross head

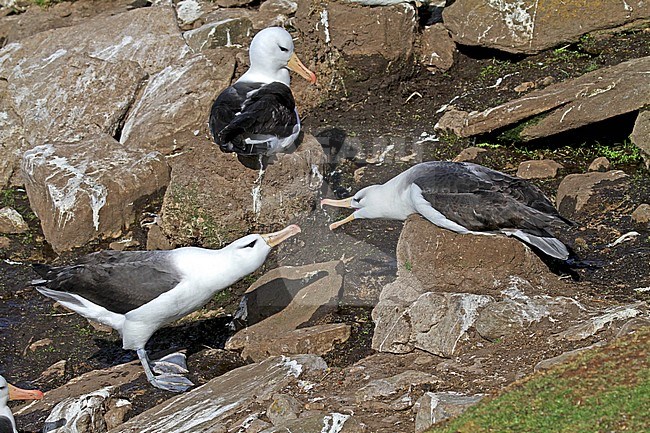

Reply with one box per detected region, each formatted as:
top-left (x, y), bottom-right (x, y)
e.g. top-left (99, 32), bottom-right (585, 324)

top-left (239, 27), bottom-right (316, 86)
top-left (221, 224), bottom-right (302, 275)
top-left (0, 375), bottom-right (43, 433)
top-left (321, 185), bottom-right (393, 229)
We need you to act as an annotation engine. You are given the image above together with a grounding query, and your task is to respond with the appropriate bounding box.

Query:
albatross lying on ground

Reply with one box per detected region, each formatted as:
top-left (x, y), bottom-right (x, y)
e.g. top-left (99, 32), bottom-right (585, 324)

top-left (31, 225), bottom-right (301, 392)
top-left (209, 27), bottom-right (317, 158)
top-left (0, 376), bottom-right (43, 433)
top-left (321, 161), bottom-right (572, 260)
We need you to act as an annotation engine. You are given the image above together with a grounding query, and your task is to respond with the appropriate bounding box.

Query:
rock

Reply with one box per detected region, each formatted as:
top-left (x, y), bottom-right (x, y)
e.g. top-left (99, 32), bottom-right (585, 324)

top-left (43, 386), bottom-right (116, 433)
top-left (588, 156), bottom-right (611, 172)
top-left (355, 370), bottom-right (439, 403)
top-left (108, 237), bottom-right (140, 252)
top-left (371, 215), bottom-right (569, 356)
top-left (436, 57), bottom-right (650, 140)
top-left (418, 23), bottom-right (455, 72)
top-left (0, 80), bottom-right (27, 187)
top-left (215, 0), bottom-right (255, 7)
top-left (176, 0), bottom-right (204, 27)
top-left (557, 303), bottom-right (646, 341)
top-left (14, 362), bottom-right (143, 432)
top-left (38, 360), bottom-right (67, 383)
top-left (0, 207), bottom-right (28, 234)
top-left (631, 110), bottom-right (650, 168)
top-left (555, 170), bottom-right (629, 218)
top-left (159, 133), bottom-right (326, 247)
top-left (22, 135), bottom-right (170, 253)
top-left (104, 398), bottom-right (132, 431)
top-left (253, 0), bottom-right (298, 29)
top-left (266, 393), bottom-right (302, 426)
top-left (119, 51), bottom-right (235, 155)
top-left (516, 159), bottom-right (563, 179)
top-left (0, 236), bottom-right (10, 249)
top-left (0, 6), bottom-right (188, 76)
top-left (514, 81), bottom-right (536, 93)
top-left (28, 338), bottom-right (52, 352)
top-left (534, 342), bottom-right (606, 371)
top-left (443, 0), bottom-right (650, 54)
top-left (3, 51), bottom-right (146, 147)
top-left (226, 261), bottom-right (344, 361)
top-left (260, 412), bottom-right (360, 433)
top-left (183, 14), bottom-right (254, 51)
top-left (414, 392), bottom-right (483, 432)
top-left (146, 224), bottom-right (174, 250)
top-left (110, 355), bottom-right (327, 433)
top-left (325, 2), bottom-right (417, 62)
top-left (631, 204), bottom-right (650, 225)
top-left (452, 146), bottom-right (487, 163)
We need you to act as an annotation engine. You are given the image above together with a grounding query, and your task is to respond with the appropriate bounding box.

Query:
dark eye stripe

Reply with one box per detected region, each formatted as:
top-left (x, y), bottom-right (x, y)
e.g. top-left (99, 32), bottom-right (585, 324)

top-left (279, 45), bottom-right (289, 52)
top-left (244, 240), bottom-right (257, 248)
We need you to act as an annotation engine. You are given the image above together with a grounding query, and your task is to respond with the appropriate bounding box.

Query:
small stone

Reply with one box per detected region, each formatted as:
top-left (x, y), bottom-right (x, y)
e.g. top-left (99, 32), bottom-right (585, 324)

top-left (29, 338), bottom-right (53, 352)
top-left (146, 224), bottom-right (174, 250)
top-left (514, 81), bottom-right (535, 93)
top-left (516, 159), bottom-right (563, 179)
top-left (0, 207), bottom-right (29, 234)
top-left (109, 236), bottom-right (140, 251)
top-left (88, 320), bottom-right (114, 333)
top-left (631, 204), bottom-right (650, 224)
top-left (353, 167), bottom-right (366, 182)
top-left (539, 76), bottom-right (555, 86)
top-left (452, 146), bottom-right (487, 163)
top-left (0, 236), bottom-right (10, 249)
top-left (266, 393), bottom-right (302, 426)
top-left (39, 360), bottom-right (67, 382)
top-left (588, 156), bottom-right (610, 172)
top-left (105, 398), bottom-right (132, 430)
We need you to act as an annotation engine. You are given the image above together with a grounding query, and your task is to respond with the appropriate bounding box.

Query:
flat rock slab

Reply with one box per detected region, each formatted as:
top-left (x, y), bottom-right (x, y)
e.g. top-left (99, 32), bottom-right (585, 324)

top-left (436, 56), bottom-right (650, 140)
top-left (110, 355), bottom-right (327, 433)
top-left (556, 170), bottom-right (629, 218)
top-left (226, 261), bottom-right (344, 361)
top-left (22, 134), bottom-right (170, 253)
top-left (443, 0), bottom-right (650, 54)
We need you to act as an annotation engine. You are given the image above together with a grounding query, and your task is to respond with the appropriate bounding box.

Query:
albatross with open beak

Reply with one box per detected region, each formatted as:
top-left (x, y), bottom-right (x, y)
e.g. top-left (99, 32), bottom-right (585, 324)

top-left (209, 27), bottom-right (317, 157)
top-left (322, 161), bottom-right (572, 260)
top-left (31, 225), bottom-right (301, 392)
top-left (0, 376), bottom-right (43, 433)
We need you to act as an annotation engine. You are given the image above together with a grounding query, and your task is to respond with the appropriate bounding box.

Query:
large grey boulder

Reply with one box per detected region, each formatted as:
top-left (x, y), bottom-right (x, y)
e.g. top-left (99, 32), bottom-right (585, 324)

top-left (22, 134), bottom-right (170, 253)
top-left (436, 56), bottom-right (650, 140)
top-left (371, 215), bottom-right (570, 356)
top-left (119, 51), bottom-right (236, 155)
top-left (443, 0), bottom-right (650, 54)
top-left (110, 355), bottom-right (327, 433)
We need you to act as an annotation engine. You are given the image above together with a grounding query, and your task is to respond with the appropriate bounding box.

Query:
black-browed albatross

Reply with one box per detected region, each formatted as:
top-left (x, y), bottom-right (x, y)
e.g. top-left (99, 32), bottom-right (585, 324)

top-left (209, 26), bottom-right (317, 158)
top-left (0, 376), bottom-right (43, 433)
top-left (31, 225), bottom-right (301, 392)
top-left (321, 161), bottom-right (572, 260)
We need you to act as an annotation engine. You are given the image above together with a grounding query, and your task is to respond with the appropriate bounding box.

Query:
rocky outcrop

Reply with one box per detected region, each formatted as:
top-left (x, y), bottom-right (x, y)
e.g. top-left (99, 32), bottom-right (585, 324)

top-left (159, 133), bottom-right (327, 247)
top-left (22, 134), bottom-right (170, 253)
top-left (226, 261), bottom-right (345, 361)
top-left (443, 0), bottom-right (650, 54)
top-left (436, 56), bottom-right (650, 140)
top-left (110, 355), bottom-right (328, 433)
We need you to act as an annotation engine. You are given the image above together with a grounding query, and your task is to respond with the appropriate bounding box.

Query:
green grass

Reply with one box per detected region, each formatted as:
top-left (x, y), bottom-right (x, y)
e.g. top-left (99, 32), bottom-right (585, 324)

top-left (426, 327), bottom-right (650, 433)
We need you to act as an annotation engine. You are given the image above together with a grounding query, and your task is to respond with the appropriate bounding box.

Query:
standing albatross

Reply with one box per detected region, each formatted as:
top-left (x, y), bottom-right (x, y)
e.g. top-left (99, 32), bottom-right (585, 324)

top-left (321, 161), bottom-right (572, 260)
top-left (0, 376), bottom-right (43, 433)
top-left (31, 225), bottom-right (301, 392)
top-left (209, 27), bottom-right (317, 157)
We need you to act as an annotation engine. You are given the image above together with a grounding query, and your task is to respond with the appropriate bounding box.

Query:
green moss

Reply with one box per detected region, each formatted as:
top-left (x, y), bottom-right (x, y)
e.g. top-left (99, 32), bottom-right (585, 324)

top-left (426, 328), bottom-right (650, 433)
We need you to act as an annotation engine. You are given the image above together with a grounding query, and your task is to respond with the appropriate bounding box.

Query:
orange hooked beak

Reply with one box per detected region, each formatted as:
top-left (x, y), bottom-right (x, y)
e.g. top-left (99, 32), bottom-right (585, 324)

top-left (261, 224), bottom-right (302, 247)
top-left (8, 383), bottom-right (44, 401)
top-left (287, 53), bottom-right (317, 84)
top-left (321, 198), bottom-right (356, 230)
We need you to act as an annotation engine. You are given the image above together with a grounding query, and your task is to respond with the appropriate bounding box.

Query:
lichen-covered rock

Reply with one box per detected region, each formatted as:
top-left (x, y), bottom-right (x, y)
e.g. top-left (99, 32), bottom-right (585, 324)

top-left (22, 134), bottom-right (170, 253)
top-left (443, 0), bottom-right (650, 54)
top-left (0, 207), bottom-right (28, 234)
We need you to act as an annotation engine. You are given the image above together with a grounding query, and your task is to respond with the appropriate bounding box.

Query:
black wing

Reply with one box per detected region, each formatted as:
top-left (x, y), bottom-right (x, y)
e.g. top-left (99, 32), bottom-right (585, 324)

top-left (32, 251), bottom-right (182, 315)
top-left (413, 161), bottom-right (568, 235)
top-left (0, 416), bottom-right (13, 433)
top-left (209, 81), bottom-right (298, 155)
